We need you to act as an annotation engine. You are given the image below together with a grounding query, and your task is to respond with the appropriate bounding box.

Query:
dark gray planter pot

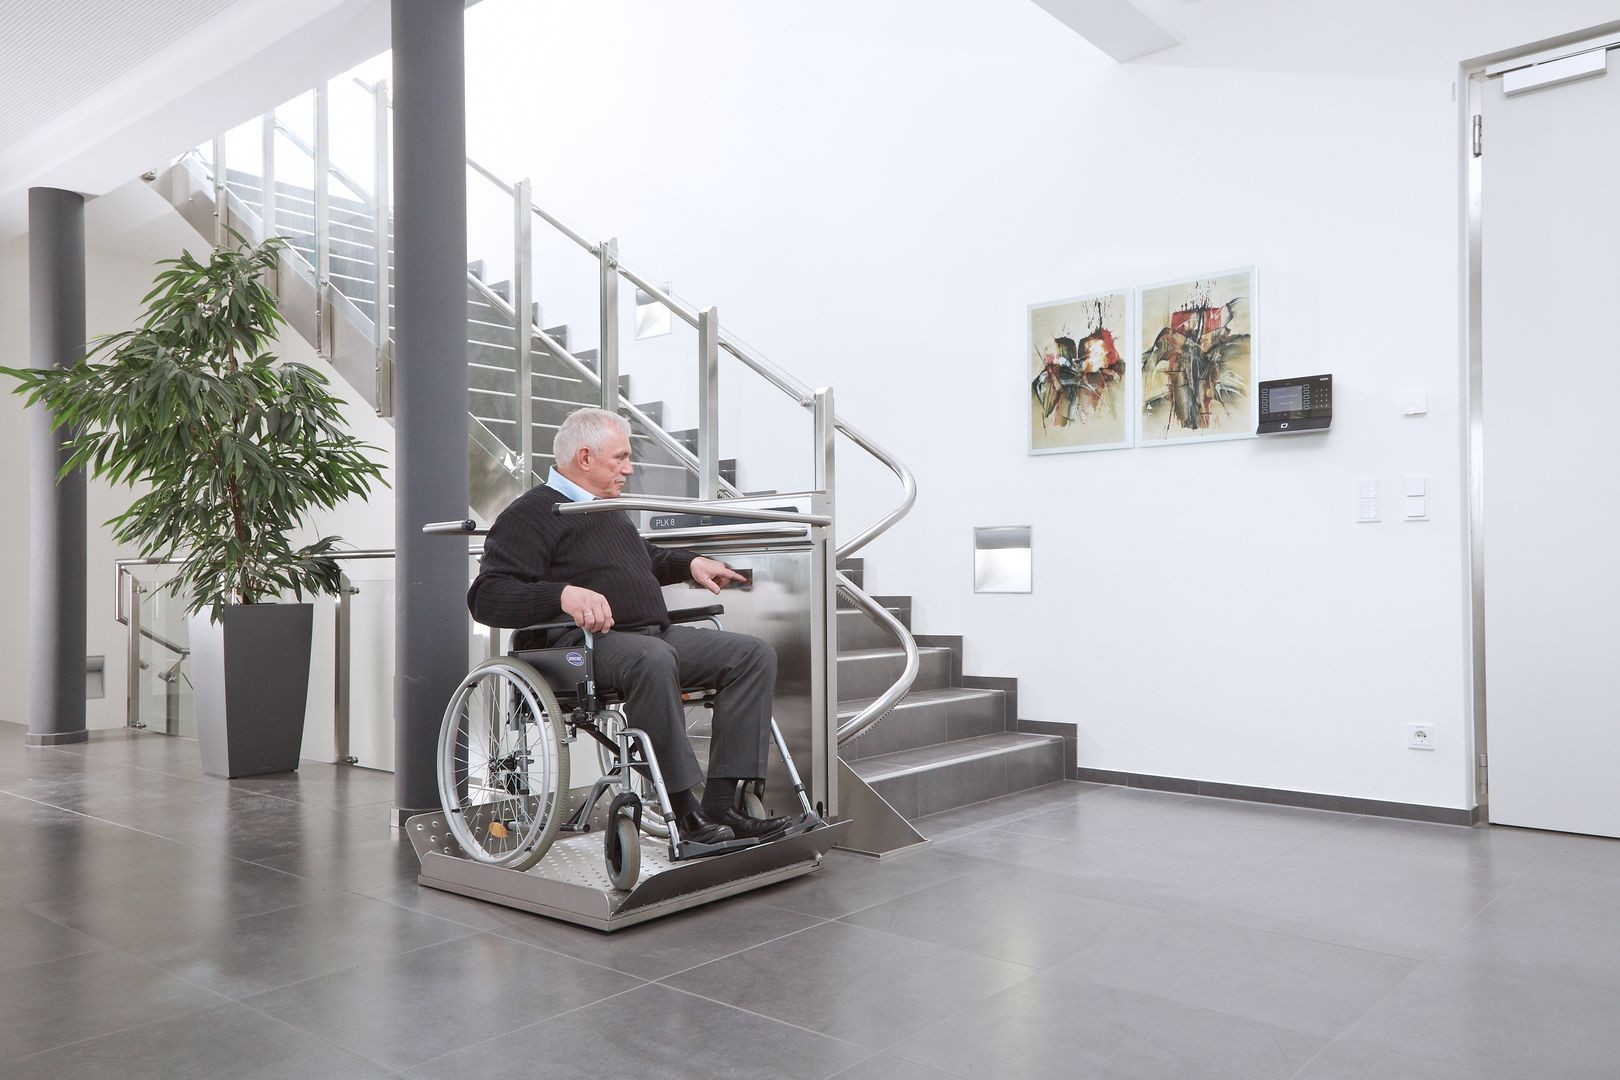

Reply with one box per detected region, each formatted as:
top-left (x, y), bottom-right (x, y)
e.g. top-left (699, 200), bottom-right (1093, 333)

top-left (188, 603), bottom-right (314, 778)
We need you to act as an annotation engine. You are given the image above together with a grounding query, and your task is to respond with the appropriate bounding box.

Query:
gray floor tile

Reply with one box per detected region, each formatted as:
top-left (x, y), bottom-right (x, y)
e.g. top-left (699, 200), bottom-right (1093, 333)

top-left (911, 781), bottom-right (1112, 841)
top-left (494, 896), bottom-right (824, 981)
top-left (362, 880), bottom-right (519, 933)
top-left (933, 825), bottom-right (1247, 913)
top-left (0, 831), bottom-right (221, 907)
top-left (666, 920), bottom-right (1034, 1050)
top-left (1005, 805), bottom-right (1322, 868)
top-left (162, 798), bottom-right (377, 864)
top-left (889, 970), bottom-right (1325, 1080)
top-left (1059, 910), bottom-right (1416, 1037)
top-left (5, 1001), bottom-right (394, 1079)
top-left (1199, 865), bottom-right (1495, 960)
top-left (840, 872), bottom-right (1151, 970)
top-left (244, 933), bottom-right (642, 1071)
top-left (21, 858), bottom-right (331, 949)
top-left (404, 982), bottom-right (867, 1080)
top-left (1328, 958), bottom-right (1620, 1080)
top-left (828, 1053), bottom-right (965, 1080)
top-left (0, 949), bottom-right (224, 1061)
top-left (0, 900), bottom-right (109, 972)
top-left (748, 848), bottom-right (966, 920)
top-left (254, 830), bottom-right (422, 893)
top-left (123, 891), bottom-right (476, 999)
top-left (1429, 864), bottom-right (1620, 989)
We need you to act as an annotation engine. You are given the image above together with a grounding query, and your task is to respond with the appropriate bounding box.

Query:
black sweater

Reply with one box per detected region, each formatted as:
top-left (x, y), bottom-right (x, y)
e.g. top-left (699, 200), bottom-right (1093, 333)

top-left (467, 485), bottom-right (701, 635)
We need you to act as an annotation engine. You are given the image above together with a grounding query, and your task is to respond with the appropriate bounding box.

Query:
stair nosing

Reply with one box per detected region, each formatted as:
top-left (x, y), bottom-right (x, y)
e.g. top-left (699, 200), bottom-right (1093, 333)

top-left (850, 732), bottom-right (1063, 780)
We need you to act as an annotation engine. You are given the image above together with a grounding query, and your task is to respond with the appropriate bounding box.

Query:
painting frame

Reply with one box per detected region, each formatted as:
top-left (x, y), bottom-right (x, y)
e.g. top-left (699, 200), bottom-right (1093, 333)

top-left (1134, 267), bottom-right (1259, 448)
top-left (1027, 288), bottom-right (1136, 456)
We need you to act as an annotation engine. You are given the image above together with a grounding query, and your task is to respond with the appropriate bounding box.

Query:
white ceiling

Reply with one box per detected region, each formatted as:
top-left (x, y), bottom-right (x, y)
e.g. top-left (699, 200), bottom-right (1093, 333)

top-left (0, 0), bottom-right (391, 242)
top-left (0, 0), bottom-right (249, 153)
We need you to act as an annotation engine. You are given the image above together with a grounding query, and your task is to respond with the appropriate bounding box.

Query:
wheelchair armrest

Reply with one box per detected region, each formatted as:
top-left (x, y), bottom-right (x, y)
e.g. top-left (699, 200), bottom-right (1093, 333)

top-left (513, 619), bottom-right (579, 636)
top-left (669, 605), bottom-right (724, 624)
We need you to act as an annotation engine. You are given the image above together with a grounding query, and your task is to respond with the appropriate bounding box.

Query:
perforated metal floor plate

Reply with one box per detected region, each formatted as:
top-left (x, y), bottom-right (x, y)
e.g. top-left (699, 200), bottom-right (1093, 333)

top-left (406, 811), bottom-right (848, 931)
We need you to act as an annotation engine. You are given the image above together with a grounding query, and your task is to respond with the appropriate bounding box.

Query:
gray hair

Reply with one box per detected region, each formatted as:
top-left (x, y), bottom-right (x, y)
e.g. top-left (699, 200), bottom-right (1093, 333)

top-left (553, 407), bottom-right (630, 468)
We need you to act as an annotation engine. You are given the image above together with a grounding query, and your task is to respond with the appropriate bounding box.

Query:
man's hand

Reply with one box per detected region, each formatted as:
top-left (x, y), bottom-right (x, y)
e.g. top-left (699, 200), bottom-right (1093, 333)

top-left (560, 585), bottom-right (614, 632)
top-left (690, 556), bottom-right (747, 594)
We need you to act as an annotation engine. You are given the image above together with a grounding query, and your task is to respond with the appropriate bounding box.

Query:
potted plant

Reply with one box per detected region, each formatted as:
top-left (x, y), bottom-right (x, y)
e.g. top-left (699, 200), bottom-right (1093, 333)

top-left (3, 234), bottom-right (386, 777)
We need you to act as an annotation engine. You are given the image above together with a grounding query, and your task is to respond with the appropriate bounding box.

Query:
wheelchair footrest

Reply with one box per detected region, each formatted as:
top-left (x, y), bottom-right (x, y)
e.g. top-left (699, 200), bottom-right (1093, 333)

top-left (672, 834), bottom-right (762, 860)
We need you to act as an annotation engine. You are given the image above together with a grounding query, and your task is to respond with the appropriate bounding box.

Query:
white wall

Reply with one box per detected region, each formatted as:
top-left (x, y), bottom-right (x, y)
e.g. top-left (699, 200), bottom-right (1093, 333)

top-left (454, 0), bottom-right (1613, 810)
top-left (0, 180), bottom-right (397, 740)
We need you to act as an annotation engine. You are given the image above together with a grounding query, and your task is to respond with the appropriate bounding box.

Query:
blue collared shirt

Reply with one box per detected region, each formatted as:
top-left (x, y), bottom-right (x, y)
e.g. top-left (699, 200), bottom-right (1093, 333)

top-left (545, 466), bottom-right (596, 504)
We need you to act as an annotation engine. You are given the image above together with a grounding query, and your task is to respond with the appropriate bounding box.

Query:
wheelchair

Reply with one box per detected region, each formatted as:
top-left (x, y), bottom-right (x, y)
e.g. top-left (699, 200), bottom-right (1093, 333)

top-left (435, 604), bottom-right (824, 891)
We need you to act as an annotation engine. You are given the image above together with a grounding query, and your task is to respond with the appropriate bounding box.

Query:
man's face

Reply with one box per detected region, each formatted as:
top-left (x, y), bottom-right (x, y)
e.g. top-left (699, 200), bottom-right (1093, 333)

top-left (572, 429), bottom-right (633, 499)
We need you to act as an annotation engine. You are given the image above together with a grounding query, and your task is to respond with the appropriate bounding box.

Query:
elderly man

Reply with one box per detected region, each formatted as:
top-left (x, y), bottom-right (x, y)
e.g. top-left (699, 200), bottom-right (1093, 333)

top-left (468, 407), bottom-right (790, 844)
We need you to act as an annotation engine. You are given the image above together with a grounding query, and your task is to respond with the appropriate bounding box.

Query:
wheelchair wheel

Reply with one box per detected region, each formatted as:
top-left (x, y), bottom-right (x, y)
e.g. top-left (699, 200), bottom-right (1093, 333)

top-left (605, 810), bottom-right (641, 891)
top-left (437, 657), bottom-right (570, 870)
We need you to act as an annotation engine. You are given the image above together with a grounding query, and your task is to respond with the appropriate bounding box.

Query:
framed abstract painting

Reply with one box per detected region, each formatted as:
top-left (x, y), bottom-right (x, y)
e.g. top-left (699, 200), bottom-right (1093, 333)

top-left (1136, 268), bottom-right (1258, 446)
top-left (1028, 290), bottom-right (1133, 455)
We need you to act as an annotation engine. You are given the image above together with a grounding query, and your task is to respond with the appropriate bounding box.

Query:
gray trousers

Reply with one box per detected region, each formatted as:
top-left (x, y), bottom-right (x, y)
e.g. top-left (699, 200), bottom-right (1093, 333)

top-left (562, 624), bottom-right (776, 794)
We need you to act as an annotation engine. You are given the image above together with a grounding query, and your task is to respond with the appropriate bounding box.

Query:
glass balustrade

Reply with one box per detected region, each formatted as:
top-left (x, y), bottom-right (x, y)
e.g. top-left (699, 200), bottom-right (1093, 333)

top-left (122, 553), bottom-right (484, 771)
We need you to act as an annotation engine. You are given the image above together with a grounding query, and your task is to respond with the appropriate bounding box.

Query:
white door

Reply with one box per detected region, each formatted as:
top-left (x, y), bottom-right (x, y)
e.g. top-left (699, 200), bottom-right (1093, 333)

top-left (1481, 44), bottom-right (1620, 837)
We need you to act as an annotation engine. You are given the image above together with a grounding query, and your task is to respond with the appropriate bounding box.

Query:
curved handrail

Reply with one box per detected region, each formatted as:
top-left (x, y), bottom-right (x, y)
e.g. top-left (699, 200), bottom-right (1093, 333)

top-left (833, 571), bottom-right (919, 743)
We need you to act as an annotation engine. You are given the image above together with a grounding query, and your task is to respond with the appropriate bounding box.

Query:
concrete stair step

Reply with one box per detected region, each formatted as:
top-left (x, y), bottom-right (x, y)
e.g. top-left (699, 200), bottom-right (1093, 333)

top-left (837, 645), bottom-right (951, 700)
top-left (846, 732), bottom-right (1065, 819)
top-left (840, 687), bottom-right (1006, 761)
top-left (836, 606), bottom-right (910, 650)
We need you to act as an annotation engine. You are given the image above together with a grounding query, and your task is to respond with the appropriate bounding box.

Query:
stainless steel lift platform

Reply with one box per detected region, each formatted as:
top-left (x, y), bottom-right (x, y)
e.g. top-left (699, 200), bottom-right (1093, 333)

top-left (406, 811), bottom-right (848, 931)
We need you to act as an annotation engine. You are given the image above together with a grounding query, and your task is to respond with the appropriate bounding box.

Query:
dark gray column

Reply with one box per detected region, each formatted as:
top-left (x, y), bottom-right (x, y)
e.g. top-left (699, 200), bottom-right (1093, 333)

top-left (27, 188), bottom-right (88, 746)
top-left (391, 0), bottom-right (469, 816)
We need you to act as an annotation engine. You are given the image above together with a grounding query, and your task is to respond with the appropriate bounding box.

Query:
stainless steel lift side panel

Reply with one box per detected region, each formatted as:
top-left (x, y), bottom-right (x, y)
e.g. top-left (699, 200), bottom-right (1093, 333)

top-left (407, 812), bottom-right (848, 931)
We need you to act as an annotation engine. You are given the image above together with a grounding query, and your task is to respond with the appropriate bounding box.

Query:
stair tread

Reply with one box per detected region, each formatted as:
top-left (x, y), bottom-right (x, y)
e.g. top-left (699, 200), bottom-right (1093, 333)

top-left (836, 686), bottom-right (999, 719)
top-left (849, 732), bottom-right (1062, 781)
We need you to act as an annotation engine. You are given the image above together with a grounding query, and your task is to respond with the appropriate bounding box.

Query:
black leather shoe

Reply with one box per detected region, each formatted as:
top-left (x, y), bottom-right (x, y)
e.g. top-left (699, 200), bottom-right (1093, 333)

top-left (676, 811), bottom-right (735, 845)
top-left (722, 809), bottom-right (792, 840)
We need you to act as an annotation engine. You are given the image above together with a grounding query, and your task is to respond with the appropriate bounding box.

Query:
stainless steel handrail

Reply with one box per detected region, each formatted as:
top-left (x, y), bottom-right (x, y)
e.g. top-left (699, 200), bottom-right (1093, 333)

top-left (272, 120), bottom-right (375, 212)
top-left (554, 497), bottom-right (831, 528)
top-left (464, 273), bottom-right (742, 497)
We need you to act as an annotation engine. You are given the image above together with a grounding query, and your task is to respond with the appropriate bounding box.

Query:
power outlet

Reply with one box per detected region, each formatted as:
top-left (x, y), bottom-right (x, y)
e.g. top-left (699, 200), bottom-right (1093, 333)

top-left (1407, 723), bottom-right (1436, 751)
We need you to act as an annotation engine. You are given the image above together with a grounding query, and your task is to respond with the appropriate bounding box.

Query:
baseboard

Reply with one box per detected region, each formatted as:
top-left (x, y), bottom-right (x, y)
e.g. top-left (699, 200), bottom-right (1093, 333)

top-left (26, 729), bottom-right (89, 746)
top-left (1073, 766), bottom-right (1478, 826)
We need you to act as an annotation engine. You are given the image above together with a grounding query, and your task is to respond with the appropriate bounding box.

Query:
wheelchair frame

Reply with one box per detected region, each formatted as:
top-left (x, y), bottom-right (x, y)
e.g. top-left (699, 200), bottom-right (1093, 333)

top-left (434, 605), bottom-right (825, 892)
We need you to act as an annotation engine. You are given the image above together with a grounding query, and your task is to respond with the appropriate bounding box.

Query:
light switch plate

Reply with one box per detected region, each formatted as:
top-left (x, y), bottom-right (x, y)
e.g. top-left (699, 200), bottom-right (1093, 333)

top-left (1402, 390), bottom-right (1429, 416)
top-left (1357, 478), bottom-right (1380, 522)
top-left (1404, 475), bottom-right (1428, 497)
top-left (1404, 495), bottom-right (1429, 521)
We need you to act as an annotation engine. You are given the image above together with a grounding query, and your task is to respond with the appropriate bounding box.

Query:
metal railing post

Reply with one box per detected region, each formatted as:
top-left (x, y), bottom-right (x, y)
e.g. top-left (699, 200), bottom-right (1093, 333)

top-left (514, 179), bottom-right (534, 481)
top-left (697, 307), bottom-right (720, 499)
top-left (314, 82), bottom-right (332, 358)
top-left (814, 386), bottom-right (835, 497)
top-left (210, 136), bottom-right (227, 246)
top-left (261, 115), bottom-right (277, 237)
top-left (372, 80), bottom-right (392, 416)
top-left (335, 574), bottom-right (357, 764)
top-left (598, 237), bottom-right (620, 413)
top-left (126, 576), bottom-right (144, 730)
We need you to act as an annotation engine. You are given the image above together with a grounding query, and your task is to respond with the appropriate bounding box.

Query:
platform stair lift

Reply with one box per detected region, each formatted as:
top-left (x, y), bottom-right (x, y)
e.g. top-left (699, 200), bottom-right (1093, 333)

top-left (143, 75), bottom-right (1065, 858)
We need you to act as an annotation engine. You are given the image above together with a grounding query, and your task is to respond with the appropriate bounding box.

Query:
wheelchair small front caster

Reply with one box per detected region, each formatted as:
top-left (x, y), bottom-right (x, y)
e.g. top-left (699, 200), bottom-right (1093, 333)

top-left (604, 793), bottom-right (642, 891)
top-left (734, 779), bottom-right (767, 821)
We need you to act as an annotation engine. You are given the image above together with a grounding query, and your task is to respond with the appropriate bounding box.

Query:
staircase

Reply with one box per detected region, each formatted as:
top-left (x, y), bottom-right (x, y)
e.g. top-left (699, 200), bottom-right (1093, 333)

top-left (837, 560), bottom-right (1065, 820)
top-left (167, 163), bottom-right (722, 520)
top-left (150, 146), bottom-right (1066, 834)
